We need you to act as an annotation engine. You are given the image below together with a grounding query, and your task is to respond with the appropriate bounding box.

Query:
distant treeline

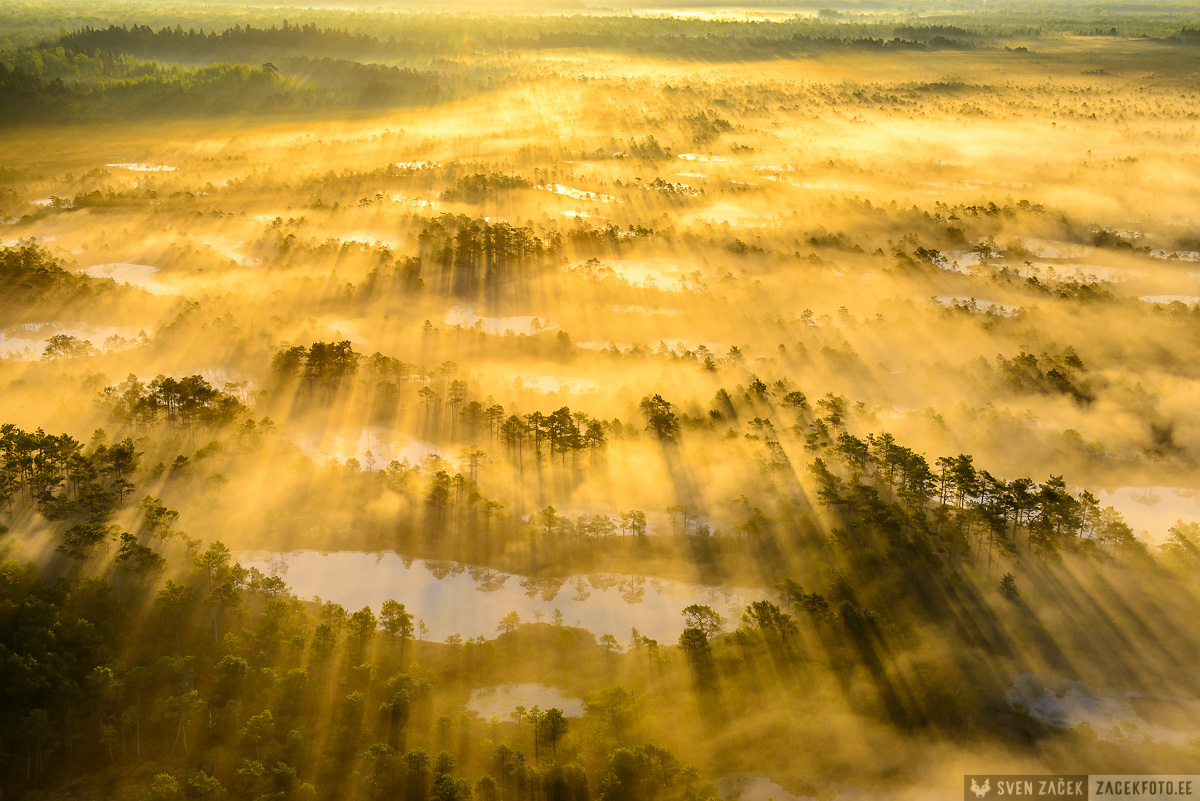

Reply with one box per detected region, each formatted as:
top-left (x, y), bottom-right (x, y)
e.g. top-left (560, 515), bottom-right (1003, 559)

top-left (56, 22), bottom-right (397, 61)
top-left (0, 22), bottom-right (495, 124)
top-left (0, 57), bottom-right (461, 125)
top-left (49, 20), bottom-right (979, 64)
top-left (7, 3), bottom-right (1200, 53)
top-left (0, 60), bottom-right (308, 125)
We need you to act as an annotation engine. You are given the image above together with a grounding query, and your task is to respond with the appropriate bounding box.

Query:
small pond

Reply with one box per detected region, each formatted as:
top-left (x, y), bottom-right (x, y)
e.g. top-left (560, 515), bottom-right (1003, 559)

top-left (233, 550), bottom-right (763, 644)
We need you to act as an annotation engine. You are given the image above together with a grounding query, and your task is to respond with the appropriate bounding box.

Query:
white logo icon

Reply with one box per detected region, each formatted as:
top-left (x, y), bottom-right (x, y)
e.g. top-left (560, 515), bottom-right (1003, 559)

top-left (970, 779), bottom-right (991, 798)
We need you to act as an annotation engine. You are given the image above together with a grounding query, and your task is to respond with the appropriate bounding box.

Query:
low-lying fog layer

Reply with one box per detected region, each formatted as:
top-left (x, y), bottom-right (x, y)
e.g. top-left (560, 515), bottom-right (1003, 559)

top-left (4, 2), bottom-right (1200, 799)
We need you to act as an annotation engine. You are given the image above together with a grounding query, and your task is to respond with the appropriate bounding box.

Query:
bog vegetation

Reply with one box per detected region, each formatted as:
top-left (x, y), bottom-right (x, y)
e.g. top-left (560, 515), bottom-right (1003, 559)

top-left (2, 0), bottom-right (1200, 798)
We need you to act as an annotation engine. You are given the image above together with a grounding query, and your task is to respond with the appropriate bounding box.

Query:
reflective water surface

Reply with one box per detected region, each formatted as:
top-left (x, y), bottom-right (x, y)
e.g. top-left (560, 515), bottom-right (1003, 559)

top-left (234, 549), bottom-right (763, 643)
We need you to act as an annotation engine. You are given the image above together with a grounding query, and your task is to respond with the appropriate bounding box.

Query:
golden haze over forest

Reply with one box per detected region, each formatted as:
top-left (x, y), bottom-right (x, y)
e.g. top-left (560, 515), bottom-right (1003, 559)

top-left (2, 1), bottom-right (1200, 799)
